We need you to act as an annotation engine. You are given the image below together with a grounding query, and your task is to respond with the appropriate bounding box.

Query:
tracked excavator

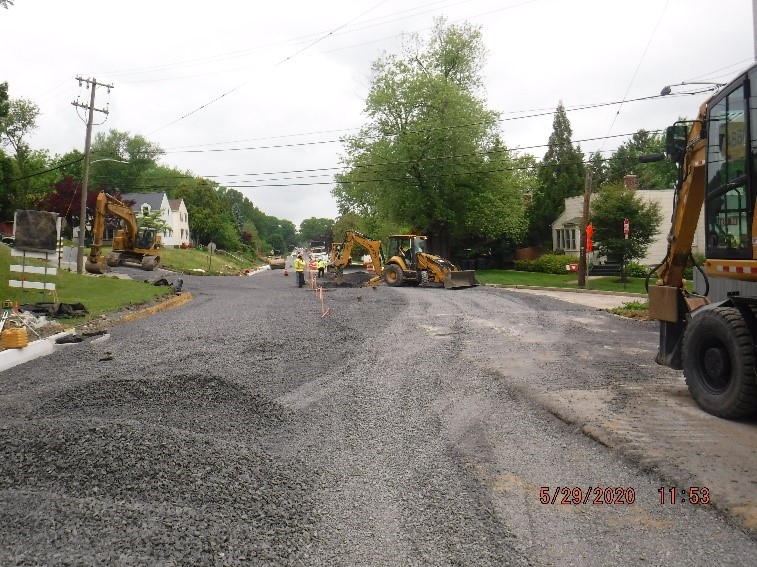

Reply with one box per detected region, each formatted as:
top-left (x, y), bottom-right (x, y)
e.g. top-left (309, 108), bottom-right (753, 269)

top-left (85, 190), bottom-right (161, 274)
top-left (332, 230), bottom-right (478, 289)
top-left (646, 63), bottom-right (757, 418)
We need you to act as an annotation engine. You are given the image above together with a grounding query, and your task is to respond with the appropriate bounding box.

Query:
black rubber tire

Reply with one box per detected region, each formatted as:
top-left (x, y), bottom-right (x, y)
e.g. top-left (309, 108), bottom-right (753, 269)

top-left (682, 306), bottom-right (757, 418)
top-left (384, 264), bottom-right (404, 287)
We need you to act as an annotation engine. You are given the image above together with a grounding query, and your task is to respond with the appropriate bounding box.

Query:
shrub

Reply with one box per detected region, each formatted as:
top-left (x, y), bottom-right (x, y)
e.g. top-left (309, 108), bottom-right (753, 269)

top-left (515, 254), bottom-right (578, 274)
top-left (514, 259), bottom-right (536, 271)
top-left (625, 261), bottom-right (649, 278)
top-left (535, 254), bottom-right (578, 275)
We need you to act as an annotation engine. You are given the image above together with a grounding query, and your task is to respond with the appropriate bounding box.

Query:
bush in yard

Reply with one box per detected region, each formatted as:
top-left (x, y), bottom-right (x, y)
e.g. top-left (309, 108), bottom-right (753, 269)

top-left (516, 254), bottom-right (577, 274)
top-left (514, 259), bottom-right (536, 271)
top-left (625, 261), bottom-right (649, 278)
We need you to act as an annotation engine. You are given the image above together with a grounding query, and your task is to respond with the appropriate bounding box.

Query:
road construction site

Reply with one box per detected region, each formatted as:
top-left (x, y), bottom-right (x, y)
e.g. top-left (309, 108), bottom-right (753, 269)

top-left (1, 265), bottom-right (756, 566)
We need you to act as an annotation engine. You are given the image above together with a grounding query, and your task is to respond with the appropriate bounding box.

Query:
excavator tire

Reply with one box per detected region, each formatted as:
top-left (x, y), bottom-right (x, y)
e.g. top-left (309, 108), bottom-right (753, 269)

top-left (384, 264), bottom-right (404, 287)
top-left (682, 306), bottom-right (757, 418)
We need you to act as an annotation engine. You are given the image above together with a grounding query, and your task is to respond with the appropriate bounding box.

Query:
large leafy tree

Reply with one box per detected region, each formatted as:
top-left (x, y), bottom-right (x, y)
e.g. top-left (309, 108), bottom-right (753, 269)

top-left (0, 98), bottom-right (40, 173)
top-left (299, 217), bottom-right (334, 244)
top-left (0, 82), bottom-right (9, 118)
top-left (37, 175), bottom-right (100, 238)
top-left (89, 129), bottom-right (164, 192)
top-left (528, 101), bottom-right (585, 247)
top-left (334, 18), bottom-right (526, 258)
top-left (590, 183), bottom-right (662, 268)
top-left (605, 129), bottom-right (676, 189)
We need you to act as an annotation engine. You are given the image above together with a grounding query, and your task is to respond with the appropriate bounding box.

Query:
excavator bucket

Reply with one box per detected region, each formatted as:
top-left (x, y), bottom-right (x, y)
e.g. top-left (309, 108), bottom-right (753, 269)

top-left (85, 256), bottom-right (110, 275)
top-left (443, 270), bottom-right (479, 289)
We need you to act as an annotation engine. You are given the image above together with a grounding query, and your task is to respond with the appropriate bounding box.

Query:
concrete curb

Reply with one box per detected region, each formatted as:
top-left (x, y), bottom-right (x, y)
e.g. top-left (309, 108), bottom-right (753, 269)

top-left (117, 291), bottom-right (193, 325)
top-left (0, 329), bottom-right (76, 372)
top-left (0, 292), bottom-right (192, 372)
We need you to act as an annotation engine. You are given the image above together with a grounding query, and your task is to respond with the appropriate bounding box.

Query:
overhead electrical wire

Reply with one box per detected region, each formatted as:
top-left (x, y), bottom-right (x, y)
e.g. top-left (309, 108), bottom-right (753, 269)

top-left (146, 0), bottom-right (391, 136)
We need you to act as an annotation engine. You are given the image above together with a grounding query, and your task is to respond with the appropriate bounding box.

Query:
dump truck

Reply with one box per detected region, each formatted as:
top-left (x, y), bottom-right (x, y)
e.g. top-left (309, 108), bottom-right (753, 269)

top-left (85, 191), bottom-right (161, 274)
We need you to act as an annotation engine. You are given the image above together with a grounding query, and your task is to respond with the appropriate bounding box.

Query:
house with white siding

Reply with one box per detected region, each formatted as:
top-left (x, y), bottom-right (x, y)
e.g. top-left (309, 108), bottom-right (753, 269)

top-left (551, 182), bottom-right (705, 266)
top-left (168, 198), bottom-right (191, 246)
top-left (119, 192), bottom-right (190, 247)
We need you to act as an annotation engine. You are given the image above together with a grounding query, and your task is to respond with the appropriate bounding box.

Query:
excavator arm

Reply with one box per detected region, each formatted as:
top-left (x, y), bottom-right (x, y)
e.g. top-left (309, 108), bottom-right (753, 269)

top-left (333, 230), bottom-right (385, 285)
top-left (648, 107), bottom-right (711, 368)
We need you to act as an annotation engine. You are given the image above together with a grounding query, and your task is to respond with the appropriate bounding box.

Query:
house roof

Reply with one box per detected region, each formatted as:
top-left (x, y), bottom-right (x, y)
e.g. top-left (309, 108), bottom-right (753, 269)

top-left (168, 199), bottom-right (183, 211)
top-left (562, 216), bottom-right (583, 226)
top-left (119, 192), bottom-right (165, 212)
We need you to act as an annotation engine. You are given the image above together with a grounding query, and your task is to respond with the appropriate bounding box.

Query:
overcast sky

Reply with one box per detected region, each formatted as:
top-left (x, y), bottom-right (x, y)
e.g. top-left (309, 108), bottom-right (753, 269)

top-left (2, 0), bottom-right (754, 228)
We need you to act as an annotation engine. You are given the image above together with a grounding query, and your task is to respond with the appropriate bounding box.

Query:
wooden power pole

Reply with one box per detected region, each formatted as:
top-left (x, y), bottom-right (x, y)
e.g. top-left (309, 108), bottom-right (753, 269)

top-left (72, 77), bottom-right (112, 274)
top-left (578, 169), bottom-right (593, 288)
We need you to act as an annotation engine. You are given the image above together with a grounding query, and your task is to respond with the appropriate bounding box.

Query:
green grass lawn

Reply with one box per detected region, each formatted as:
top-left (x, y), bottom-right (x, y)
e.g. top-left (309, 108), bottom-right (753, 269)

top-left (0, 245), bottom-right (174, 323)
top-left (476, 269), bottom-right (650, 295)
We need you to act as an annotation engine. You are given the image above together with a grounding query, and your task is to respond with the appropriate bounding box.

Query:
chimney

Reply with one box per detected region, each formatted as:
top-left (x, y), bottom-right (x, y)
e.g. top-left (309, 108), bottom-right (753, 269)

top-left (623, 174), bottom-right (639, 190)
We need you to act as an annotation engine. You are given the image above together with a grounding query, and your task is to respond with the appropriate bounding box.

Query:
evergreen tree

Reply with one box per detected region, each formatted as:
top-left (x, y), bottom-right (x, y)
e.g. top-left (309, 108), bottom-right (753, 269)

top-left (528, 102), bottom-right (585, 247)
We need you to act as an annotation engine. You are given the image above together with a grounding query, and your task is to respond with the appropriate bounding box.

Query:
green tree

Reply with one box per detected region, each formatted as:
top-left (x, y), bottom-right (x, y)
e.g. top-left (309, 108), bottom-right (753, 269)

top-left (0, 98), bottom-right (40, 172)
top-left (299, 217), bottom-right (334, 243)
top-left (138, 209), bottom-right (172, 235)
top-left (590, 183), bottom-right (662, 273)
top-left (0, 82), bottom-right (9, 118)
top-left (528, 101), bottom-right (585, 248)
top-left (334, 18), bottom-right (524, 258)
top-left (89, 129), bottom-right (164, 192)
top-left (587, 150), bottom-right (608, 188)
top-left (605, 130), bottom-right (677, 189)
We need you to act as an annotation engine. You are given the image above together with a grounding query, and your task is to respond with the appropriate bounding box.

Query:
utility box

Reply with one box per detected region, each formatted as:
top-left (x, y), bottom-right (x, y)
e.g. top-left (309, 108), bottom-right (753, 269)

top-left (2, 328), bottom-right (29, 349)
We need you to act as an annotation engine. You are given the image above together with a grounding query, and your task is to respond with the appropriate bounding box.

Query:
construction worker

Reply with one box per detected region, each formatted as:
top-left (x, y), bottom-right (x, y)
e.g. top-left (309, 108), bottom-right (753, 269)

top-left (294, 253), bottom-right (306, 288)
top-left (317, 257), bottom-right (326, 278)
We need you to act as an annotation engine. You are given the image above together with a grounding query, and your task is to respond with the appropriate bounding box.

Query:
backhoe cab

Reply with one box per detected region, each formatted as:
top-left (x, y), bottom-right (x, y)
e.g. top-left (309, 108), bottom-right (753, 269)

top-left (384, 235), bottom-right (479, 289)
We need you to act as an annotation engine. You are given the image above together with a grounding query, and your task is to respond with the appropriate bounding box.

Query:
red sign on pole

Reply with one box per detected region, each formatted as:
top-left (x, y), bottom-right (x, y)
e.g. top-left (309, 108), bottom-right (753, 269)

top-left (623, 218), bottom-right (629, 239)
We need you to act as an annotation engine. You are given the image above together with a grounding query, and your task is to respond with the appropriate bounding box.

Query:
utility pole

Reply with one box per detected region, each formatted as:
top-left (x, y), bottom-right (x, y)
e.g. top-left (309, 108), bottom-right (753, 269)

top-left (578, 169), bottom-right (592, 288)
top-left (71, 77), bottom-right (112, 274)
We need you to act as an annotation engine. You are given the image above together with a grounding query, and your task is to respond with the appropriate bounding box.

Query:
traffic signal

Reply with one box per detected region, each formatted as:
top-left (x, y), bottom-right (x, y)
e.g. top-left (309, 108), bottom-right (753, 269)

top-left (586, 223), bottom-right (594, 252)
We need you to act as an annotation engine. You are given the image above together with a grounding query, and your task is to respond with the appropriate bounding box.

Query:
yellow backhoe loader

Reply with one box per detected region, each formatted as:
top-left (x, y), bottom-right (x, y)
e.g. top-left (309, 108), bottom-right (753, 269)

top-left (332, 231), bottom-right (478, 289)
top-left (383, 235), bottom-right (479, 289)
top-left (85, 190), bottom-right (161, 274)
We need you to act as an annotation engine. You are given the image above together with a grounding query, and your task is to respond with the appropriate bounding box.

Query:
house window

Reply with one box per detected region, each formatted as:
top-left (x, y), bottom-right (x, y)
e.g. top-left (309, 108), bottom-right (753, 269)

top-left (556, 228), bottom-right (576, 251)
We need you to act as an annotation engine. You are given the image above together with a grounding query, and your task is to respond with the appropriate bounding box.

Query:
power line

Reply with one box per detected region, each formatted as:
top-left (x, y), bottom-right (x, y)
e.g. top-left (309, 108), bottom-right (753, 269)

top-left (146, 0), bottom-right (391, 136)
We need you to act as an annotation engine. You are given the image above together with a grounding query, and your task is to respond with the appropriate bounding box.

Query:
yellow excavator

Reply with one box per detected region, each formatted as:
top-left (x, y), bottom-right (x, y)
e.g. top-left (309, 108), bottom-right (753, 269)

top-left (332, 230), bottom-right (478, 289)
top-left (646, 63), bottom-right (757, 418)
top-left (331, 230), bottom-right (384, 286)
top-left (85, 190), bottom-right (161, 274)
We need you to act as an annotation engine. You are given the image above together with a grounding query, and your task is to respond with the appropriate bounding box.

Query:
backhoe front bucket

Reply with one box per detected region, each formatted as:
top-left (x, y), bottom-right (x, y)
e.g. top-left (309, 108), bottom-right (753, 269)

top-left (444, 270), bottom-right (479, 289)
top-left (85, 256), bottom-right (110, 274)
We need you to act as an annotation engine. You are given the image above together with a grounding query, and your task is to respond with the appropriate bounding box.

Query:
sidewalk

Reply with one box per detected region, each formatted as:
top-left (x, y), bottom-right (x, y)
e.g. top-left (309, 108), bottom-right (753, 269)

top-left (487, 284), bottom-right (645, 309)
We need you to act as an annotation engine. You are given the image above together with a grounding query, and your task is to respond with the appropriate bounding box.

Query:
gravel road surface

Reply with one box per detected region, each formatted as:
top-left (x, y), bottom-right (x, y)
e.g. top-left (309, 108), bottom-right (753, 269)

top-left (1, 269), bottom-right (756, 566)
